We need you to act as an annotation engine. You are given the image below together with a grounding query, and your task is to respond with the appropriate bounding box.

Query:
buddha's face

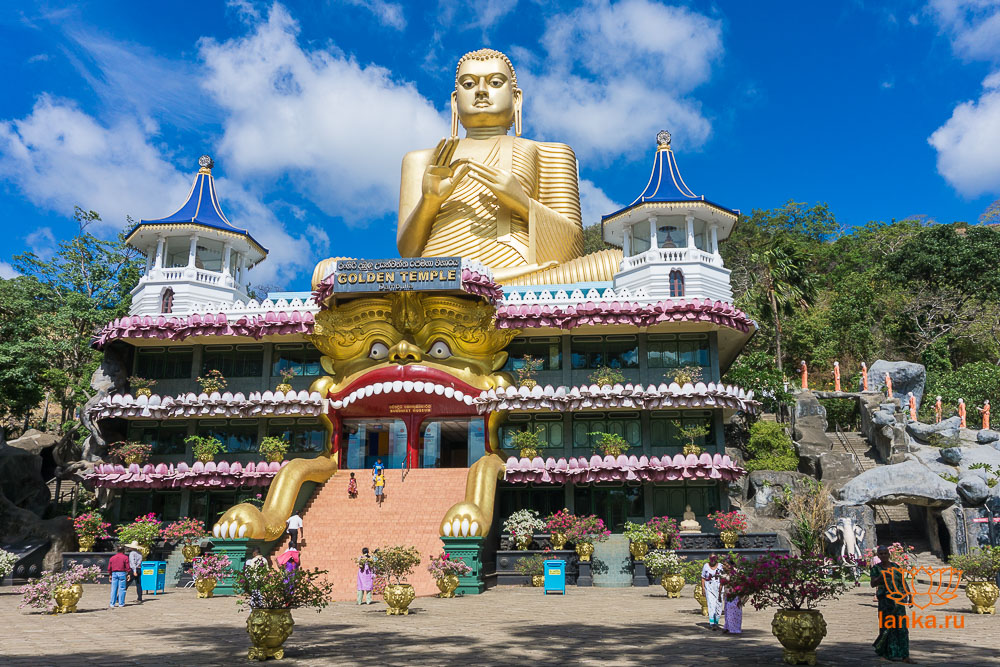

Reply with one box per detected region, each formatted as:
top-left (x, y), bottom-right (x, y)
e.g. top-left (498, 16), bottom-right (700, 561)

top-left (454, 57), bottom-right (520, 130)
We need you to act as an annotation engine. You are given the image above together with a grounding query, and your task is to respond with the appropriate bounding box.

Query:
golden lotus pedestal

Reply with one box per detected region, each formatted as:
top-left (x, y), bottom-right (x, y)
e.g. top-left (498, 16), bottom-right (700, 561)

top-left (719, 529), bottom-right (739, 549)
top-left (384, 584), bottom-right (416, 615)
top-left (53, 584), bottom-right (83, 614)
top-left (575, 542), bottom-right (594, 562)
top-left (694, 584), bottom-right (708, 616)
top-left (629, 541), bottom-right (648, 561)
top-left (182, 544), bottom-right (201, 562)
top-left (436, 575), bottom-right (459, 598)
top-left (195, 577), bottom-right (217, 598)
top-left (247, 608), bottom-right (294, 661)
top-left (661, 574), bottom-right (685, 598)
top-left (771, 609), bottom-right (827, 665)
top-left (77, 536), bottom-right (95, 552)
top-left (966, 581), bottom-right (999, 614)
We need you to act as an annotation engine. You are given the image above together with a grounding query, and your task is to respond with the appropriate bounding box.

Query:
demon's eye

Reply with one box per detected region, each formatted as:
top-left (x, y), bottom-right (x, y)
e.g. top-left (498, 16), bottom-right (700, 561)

top-left (428, 340), bottom-right (452, 360)
top-left (369, 341), bottom-right (390, 360)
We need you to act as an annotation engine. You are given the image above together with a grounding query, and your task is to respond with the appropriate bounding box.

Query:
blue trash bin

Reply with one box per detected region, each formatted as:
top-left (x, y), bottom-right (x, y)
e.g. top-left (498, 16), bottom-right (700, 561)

top-left (544, 559), bottom-right (566, 595)
top-left (140, 561), bottom-right (166, 595)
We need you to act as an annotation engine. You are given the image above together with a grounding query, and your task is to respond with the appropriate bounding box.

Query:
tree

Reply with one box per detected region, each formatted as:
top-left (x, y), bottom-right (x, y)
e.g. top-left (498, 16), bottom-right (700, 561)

top-left (0, 276), bottom-right (53, 433)
top-left (582, 223), bottom-right (611, 255)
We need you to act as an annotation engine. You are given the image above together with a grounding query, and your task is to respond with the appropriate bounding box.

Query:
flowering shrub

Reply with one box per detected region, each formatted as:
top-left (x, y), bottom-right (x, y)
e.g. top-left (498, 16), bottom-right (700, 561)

top-left (644, 550), bottom-right (684, 576)
top-left (861, 542), bottom-right (916, 569)
top-left (107, 440), bottom-right (152, 463)
top-left (681, 558), bottom-right (707, 584)
top-left (19, 565), bottom-right (101, 613)
top-left (0, 549), bottom-right (18, 579)
top-left (234, 566), bottom-right (334, 611)
top-left (623, 521), bottom-right (657, 544)
top-left (588, 365), bottom-right (626, 386)
top-left (279, 367), bottom-right (297, 382)
top-left (192, 553), bottom-right (232, 581)
top-left (588, 431), bottom-right (630, 456)
top-left (116, 513), bottom-right (162, 546)
top-left (161, 518), bottom-right (208, 544)
top-left (244, 493), bottom-right (265, 509)
top-left (509, 427), bottom-right (546, 455)
top-left (503, 509), bottom-right (545, 540)
top-left (647, 516), bottom-right (680, 544)
top-left (373, 545), bottom-right (421, 585)
top-left (514, 553), bottom-right (549, 576)
top-left (721, 553), bottom-right (852, 611)
top-left (545, 508), bottom-right (576, 534)
top-left (514, 355), bottom-right (544, 386)
top-left (426, 552), bottom-right (473, 580)
top-left (72, 512), bottom-right (112, 541)
top-left (197, 369), bottom-right (227, 393)
top-left (708, 510), bottom-right (749, 533)
top-left (186, 435), bottom-right (225, 461)
top-left (949, 546), bottom-right (1000, 582)
top-left (259, 436), bottom-right (290, 460)
top-left (565, 514), bottom-right (610, 544)
top-left (128, 376), bottom-right (157, 390)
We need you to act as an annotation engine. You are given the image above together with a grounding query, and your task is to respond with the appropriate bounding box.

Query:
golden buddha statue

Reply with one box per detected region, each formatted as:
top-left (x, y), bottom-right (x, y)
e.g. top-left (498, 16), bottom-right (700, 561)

top-left (397, 48), bottom-right (620, 285)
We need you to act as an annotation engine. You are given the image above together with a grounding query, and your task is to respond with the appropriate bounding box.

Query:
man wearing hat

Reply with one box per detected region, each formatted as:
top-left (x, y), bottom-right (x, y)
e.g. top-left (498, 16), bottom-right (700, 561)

top-left (126, 542), bottom-right (144, 603)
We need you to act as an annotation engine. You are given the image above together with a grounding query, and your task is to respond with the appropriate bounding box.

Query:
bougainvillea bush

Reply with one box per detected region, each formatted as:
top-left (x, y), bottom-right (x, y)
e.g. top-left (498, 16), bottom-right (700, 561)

top-left (19, 565), bottom-right (101, 613)
top-left (192, 553), bottom-right (232, 581)
top-left (426, 552), bottom-right (473, 580)
top-left (72, 512), bottom-right (112, 541)
top-left (708, 510), bottom-right (749, 533)
top-left (107, 441), bottom-right (152, 463)
top-left (116, 513), bottom-right (162, 546)
top-left (721, 553), bottom-right (851, 611)
top-left (0, 549), bottom-right (18, 579)
top-left (234, 566), bottom-right (334, 611)
top-left (161, 518), bottom-right (208, 544)
top-left (544, 508), bottom-right (576, 534)
top-left (565, 514), bottom-right (610, 543)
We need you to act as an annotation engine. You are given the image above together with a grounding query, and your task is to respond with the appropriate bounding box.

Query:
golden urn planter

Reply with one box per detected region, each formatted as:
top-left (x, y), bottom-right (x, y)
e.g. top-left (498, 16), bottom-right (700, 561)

top-left (771, 609), bottom-right (827, 666)
top-left (719, 529), bottom-right (739, 549)
top-left (136, 387), bottom-right (152, 398)
top-left (195, 577), bottom-right (217, 598)
top-left (53, 583), bottom-right (83, 614)
top-left (518, 448), bottom-right (538, 460)
top-left (384, 583), bottom-right (416, 615)
top-left (661, 574), bottom-right (685, 598)
top-left (515, 535), bottom-right (533, 550)
top-left (682, 443), bottom-right (703, 456)
top-left (196, 454), bottom-right (215, 463)
top-left (265, 453), bottom-right (285, 463)
top-left (694, 583), bottom-right (708, 616)
top-left (436, 575), bottom-right (459, 598)
top-left (247, 608), bottom-right (294, 661)
top-left (77, 535), bottom-right (95, 552)
top-left (629, 541), bottom-right (649, 561)
top-left (575, 542), bottom-right (594, 562)
top-left (137, 544), bottom-right (151, 560)
top-left (182, 543), bottom-right (201, 562)
top-left (531, 574), bottom-right (544, 587)
top-left (550, 532), bottom-right (568, 550)
top-left (276, 383), bottom-right (293, 394)
top-left (123, 454), bottom-right (146, 465)
top-left (966, 581), bottom-right (999, 614)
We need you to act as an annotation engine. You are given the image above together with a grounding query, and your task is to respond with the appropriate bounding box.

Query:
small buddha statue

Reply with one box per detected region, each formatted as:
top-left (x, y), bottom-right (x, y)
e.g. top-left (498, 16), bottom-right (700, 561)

top-left (680, 504), bottom-right (702, 534)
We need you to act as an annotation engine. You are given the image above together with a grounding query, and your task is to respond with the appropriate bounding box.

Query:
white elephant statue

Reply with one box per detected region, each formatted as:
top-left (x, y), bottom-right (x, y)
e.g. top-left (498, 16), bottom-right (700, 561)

top-left (824, 516), bottom-right (865, 578)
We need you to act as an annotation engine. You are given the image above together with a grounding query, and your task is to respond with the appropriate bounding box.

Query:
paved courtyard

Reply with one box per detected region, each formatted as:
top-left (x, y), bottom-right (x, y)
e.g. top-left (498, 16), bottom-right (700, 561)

top-left (1, 583), bottom-right (996, 665)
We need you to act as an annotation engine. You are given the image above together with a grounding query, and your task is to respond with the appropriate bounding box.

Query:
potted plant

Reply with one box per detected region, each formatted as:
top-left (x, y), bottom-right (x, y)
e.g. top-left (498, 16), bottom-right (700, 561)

top-left (503, 509), bottom-right (545, 550)
top-left (128, 376), bottom-right (157, 397)
top-left (682, 558), bottom-right (709, 615)
top-left (115, 513), bottom-right (162, 559)
top-left (949, 546), bottom-right (1000, 613)
top-left (162, 518), bottom-right (209, 561)
top-left (647, 516), bottom-right (680, 549)
top-left (375, 545), bottom-right (422, 615)
top-left (186, 435), bottom-right (225, 463)
top-left (670, 365), bottom-right (703, 385)
top-left (708, 510), bottom-right (749, 549)
top-left (234, 565), bottom-right (335, 660)
top-left (197, 369), bottom-right (227, 394)
top-left (545, 508), bottom-right (576, 550)
top-left (623, 521), bottom-right (657, 561)
top-left (588, 431), bottom-right (630, 457)
top-left (276, 367), bottom-right (296, 393)
top-left (514, 553), bottom-right (548, 587)
top-left (192, 552), bottom-right (232, 598)
top-left (509, 426), bottom-right (545, 459)
top-left (644, 550), bottom-right (685, 597)
top-left (723, 553), bottom-right (852, 665)
top-left (72, 511), bottom-right (111, 552)
top-left (0, 549), bottom-right (17, 581)
top-left (427, 552), bottom-right (473, 598)
top-left (18, 564), bottom-right (101, 614)
top-left (674, 420), bottom-right (711, 456)
top-left (107, 440), bottom-right (152, 466)
top-left (259, 435), bottom-right (290, 463)
top-left (588, 365), bottom-right (626, 387)
top-left (565, 514), bottom-right (610, 562)
top-left (515, 355), bottom-right (543, 388)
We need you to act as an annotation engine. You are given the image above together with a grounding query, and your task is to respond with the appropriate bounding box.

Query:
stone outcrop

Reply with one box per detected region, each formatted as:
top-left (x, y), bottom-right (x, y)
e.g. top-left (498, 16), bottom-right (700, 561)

top-left (976, 429), bottom-right (999, 444)
top-left (838, 459), bottom-right (959, 506)
top-left (792, 391), bottom-right (859, 489)
top-left (745, 470), bottom-right (811, 518)
top-left (859, 393), bottom-right (909, 463)
top-left (865, 360), bottom-right (926, 410)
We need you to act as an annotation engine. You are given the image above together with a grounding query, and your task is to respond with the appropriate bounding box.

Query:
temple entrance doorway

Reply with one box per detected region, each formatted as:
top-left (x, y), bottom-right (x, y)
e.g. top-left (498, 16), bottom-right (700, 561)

top-left (574, 485), bottom-right (645, 533)
top-left (343, 419), bottom-right (407, 470)
top-left (418, 418), bottom-right (486, 468)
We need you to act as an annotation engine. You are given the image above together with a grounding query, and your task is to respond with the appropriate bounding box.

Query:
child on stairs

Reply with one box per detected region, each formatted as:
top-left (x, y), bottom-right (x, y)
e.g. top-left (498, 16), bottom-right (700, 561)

top-left (374, 471), bottom-right (386, 507)
top-left (348, 472), bottom-right (358, 499)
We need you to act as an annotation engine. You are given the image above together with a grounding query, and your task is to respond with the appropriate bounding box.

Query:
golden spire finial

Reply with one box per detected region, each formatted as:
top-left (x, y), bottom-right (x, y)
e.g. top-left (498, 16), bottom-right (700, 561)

top-left (198, 154), bottom-right (215, 175)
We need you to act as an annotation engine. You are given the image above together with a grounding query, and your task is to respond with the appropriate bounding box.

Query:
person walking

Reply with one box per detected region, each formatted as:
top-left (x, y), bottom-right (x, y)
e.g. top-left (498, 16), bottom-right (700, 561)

top-left (701, 554), bottom-right (724, 630)
top-left (348, 472), bottom-right (358, 499)
top-left (277, 548), bottom-right (300, 573)
top-left (126, 541), bottom-right (144, 604)
top-left (108, 545), bottom-right (130, 608)
top-left (245, 547), bottom-right (269, 570)
top-left (871, 545), bottom-right (912, 663)
top-left (286, 513), bottom-right (304, 550)
top-left (374, 469), bottom-right (386, 507)
top-left (356, 547), bottom-right (375, 605)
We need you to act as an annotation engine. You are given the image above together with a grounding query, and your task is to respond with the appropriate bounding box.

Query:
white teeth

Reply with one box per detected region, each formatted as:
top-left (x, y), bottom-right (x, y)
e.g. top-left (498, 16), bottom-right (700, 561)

top-left (470, 521), bottom-right (479, 536)
top-left (237, 524), bottom-right (247, 538)
top-left (364, 385), bottom-right (374, 397)
top-left (451, 518), bottom-right (461, 537)
top-left (331, 400), bottom-right (343, 409)
top-left (434, 384), bottom-right (445, 395)
top-left (454, 390), bottom-right (465, 402)
top-left (460, 518), bottom-right (470, 536)
top-left (413, 381), bottom-right (425, 393)
top-left (392, 380), bottom-right (403, 393)
top-left (382, 382), bottom-right (393, 393)
top-left (372, 383), bottom-right (382, 395)
top-left (444, 387), bottom-right (455, 398)
top-left (464, 395), bottom-right (474, 405)
top-left (213, 523), bottom-right (221, 537)
top-left (423, 383), bottom-right (435, 394)
top-left (403, 380), bottom-right (414, 393)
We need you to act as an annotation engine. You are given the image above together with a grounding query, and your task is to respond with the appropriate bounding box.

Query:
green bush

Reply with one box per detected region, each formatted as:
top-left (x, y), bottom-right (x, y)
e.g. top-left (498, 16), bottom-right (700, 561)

top-left (923, 362), bottom-right (1000, 429)
top-left (744, 421), bottom-right (798, 472)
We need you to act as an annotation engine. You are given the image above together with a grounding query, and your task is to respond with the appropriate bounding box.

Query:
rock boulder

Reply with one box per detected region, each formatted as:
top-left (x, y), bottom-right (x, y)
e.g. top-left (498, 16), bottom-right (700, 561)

top-left (977, 430), bottom-right (1000, 444)
top-left (866, 360), bottom-right (926, 410)
top-left (940, 447), bottom-right (963, 465)
top-left (956, 475), bottom-right (990, 506)
top-left (838, 459), bottom-right (958, 506)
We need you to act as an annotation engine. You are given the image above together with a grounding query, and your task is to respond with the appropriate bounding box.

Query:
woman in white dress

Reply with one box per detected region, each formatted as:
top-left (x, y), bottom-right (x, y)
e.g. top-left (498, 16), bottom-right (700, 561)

top-left (701, 554), bottom-right (724, 629)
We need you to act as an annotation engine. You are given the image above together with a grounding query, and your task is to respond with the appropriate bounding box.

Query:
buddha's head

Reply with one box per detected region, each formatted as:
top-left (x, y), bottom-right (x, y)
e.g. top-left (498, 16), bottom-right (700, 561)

top-left (452, 48), bottom-right (522, 137)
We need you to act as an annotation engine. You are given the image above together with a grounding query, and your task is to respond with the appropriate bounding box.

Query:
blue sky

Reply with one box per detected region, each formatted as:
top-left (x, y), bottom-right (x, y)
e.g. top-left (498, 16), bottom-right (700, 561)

top-left (2, 0), bottom-right (999, 289)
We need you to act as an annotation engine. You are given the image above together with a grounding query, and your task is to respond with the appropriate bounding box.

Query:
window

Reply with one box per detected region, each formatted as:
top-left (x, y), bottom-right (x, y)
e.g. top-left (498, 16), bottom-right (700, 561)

top-left (649, 412), bottom-right (713, 451)
top-left (271, 344), bottom-right (323, 377)
top-left (135, 347), bottom-right (193, 380)
top-left (669, 269), bottom-right (684, 298)
top-left (630, 221), bottom-right (650, 255)
top-left (647, 334), bottom-right (711, 371)
top-left (498, 485), bottom-right (566, 521)
top-left (657, 225), bottom-right (683, 249)
top-left (203, 345), bottom-right (263, 377)
top-left (202, 421), bottom-right (260, 453)
top-left (571, 413), bottom-right (641, 451)
top-left (503, 337), bottom-right (562, 372)
top-left (165, 237), bottom-right (189, 268)
top-left (574, 485), bottom-right (645, 533)
top-left (160, 287), bottom-right (174, 314)
top-left (267, 419), bottom-right (326, 453)
top-left (127, 422), bottom-right (189, 455)
top-left (570, 335), bottom-right (638, 370)
top-left (500, 414), bottom-right (564, 451)
top-left (195, 238), bottom-right (224, 272)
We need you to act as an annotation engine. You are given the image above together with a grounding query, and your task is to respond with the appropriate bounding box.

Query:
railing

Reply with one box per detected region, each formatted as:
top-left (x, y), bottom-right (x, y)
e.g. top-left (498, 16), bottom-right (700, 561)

top-left (47, 477), bottom-right (81, 516)
top-left (833, 425), bottom-right (894, 535)
top-left (619, 246), bottom-right (723, 271)
top-left (401, 456), bottom-right (410, 483)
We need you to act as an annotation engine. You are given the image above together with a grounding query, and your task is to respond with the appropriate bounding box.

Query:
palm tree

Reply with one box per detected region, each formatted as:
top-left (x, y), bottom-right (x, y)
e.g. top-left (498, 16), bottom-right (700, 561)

top-left (748, 242), bottom-right (818, 372)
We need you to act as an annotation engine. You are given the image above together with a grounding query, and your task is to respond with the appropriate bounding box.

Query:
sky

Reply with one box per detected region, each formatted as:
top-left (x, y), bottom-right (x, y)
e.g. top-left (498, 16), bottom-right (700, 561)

top-left (1, 0), bottom-right (999, 289)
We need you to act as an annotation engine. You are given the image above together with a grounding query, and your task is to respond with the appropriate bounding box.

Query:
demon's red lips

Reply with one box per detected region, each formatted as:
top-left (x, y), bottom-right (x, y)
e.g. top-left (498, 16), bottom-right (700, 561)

top-left (328, 364), bottom-right (482, 412)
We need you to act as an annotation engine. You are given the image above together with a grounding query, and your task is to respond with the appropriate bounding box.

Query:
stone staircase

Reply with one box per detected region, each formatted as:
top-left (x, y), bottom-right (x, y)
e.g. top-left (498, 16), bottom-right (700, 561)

top-left (833, 430), bottom-right (912, 524)
top-left (592, 534), bottom-right (632, 587)
top-left (272, 469), bottom-right (469, 600)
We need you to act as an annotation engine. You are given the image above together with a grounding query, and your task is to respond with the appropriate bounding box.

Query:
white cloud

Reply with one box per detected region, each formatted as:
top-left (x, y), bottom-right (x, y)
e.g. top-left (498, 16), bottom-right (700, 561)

top-left (517, 0), bottom-right (723, 162)
top-left (25, 226), bottom-right (56, 258)
top-left (928, 0), bottom-right (1000, 61)
top-left (343, 0), bottom-right (407, 30)
top-left (198, 4), bottom-right (448, 224)
top-left (579, 178), bottom-right (622, 227)
top-left (27, 53), bottom-right (50, 64)
top-left (436, 0), bottom-right (519, 32)
top-left (0, 261), bottom-right (18, 279)
top-left (928, 71), bottom-right (1000, 196)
